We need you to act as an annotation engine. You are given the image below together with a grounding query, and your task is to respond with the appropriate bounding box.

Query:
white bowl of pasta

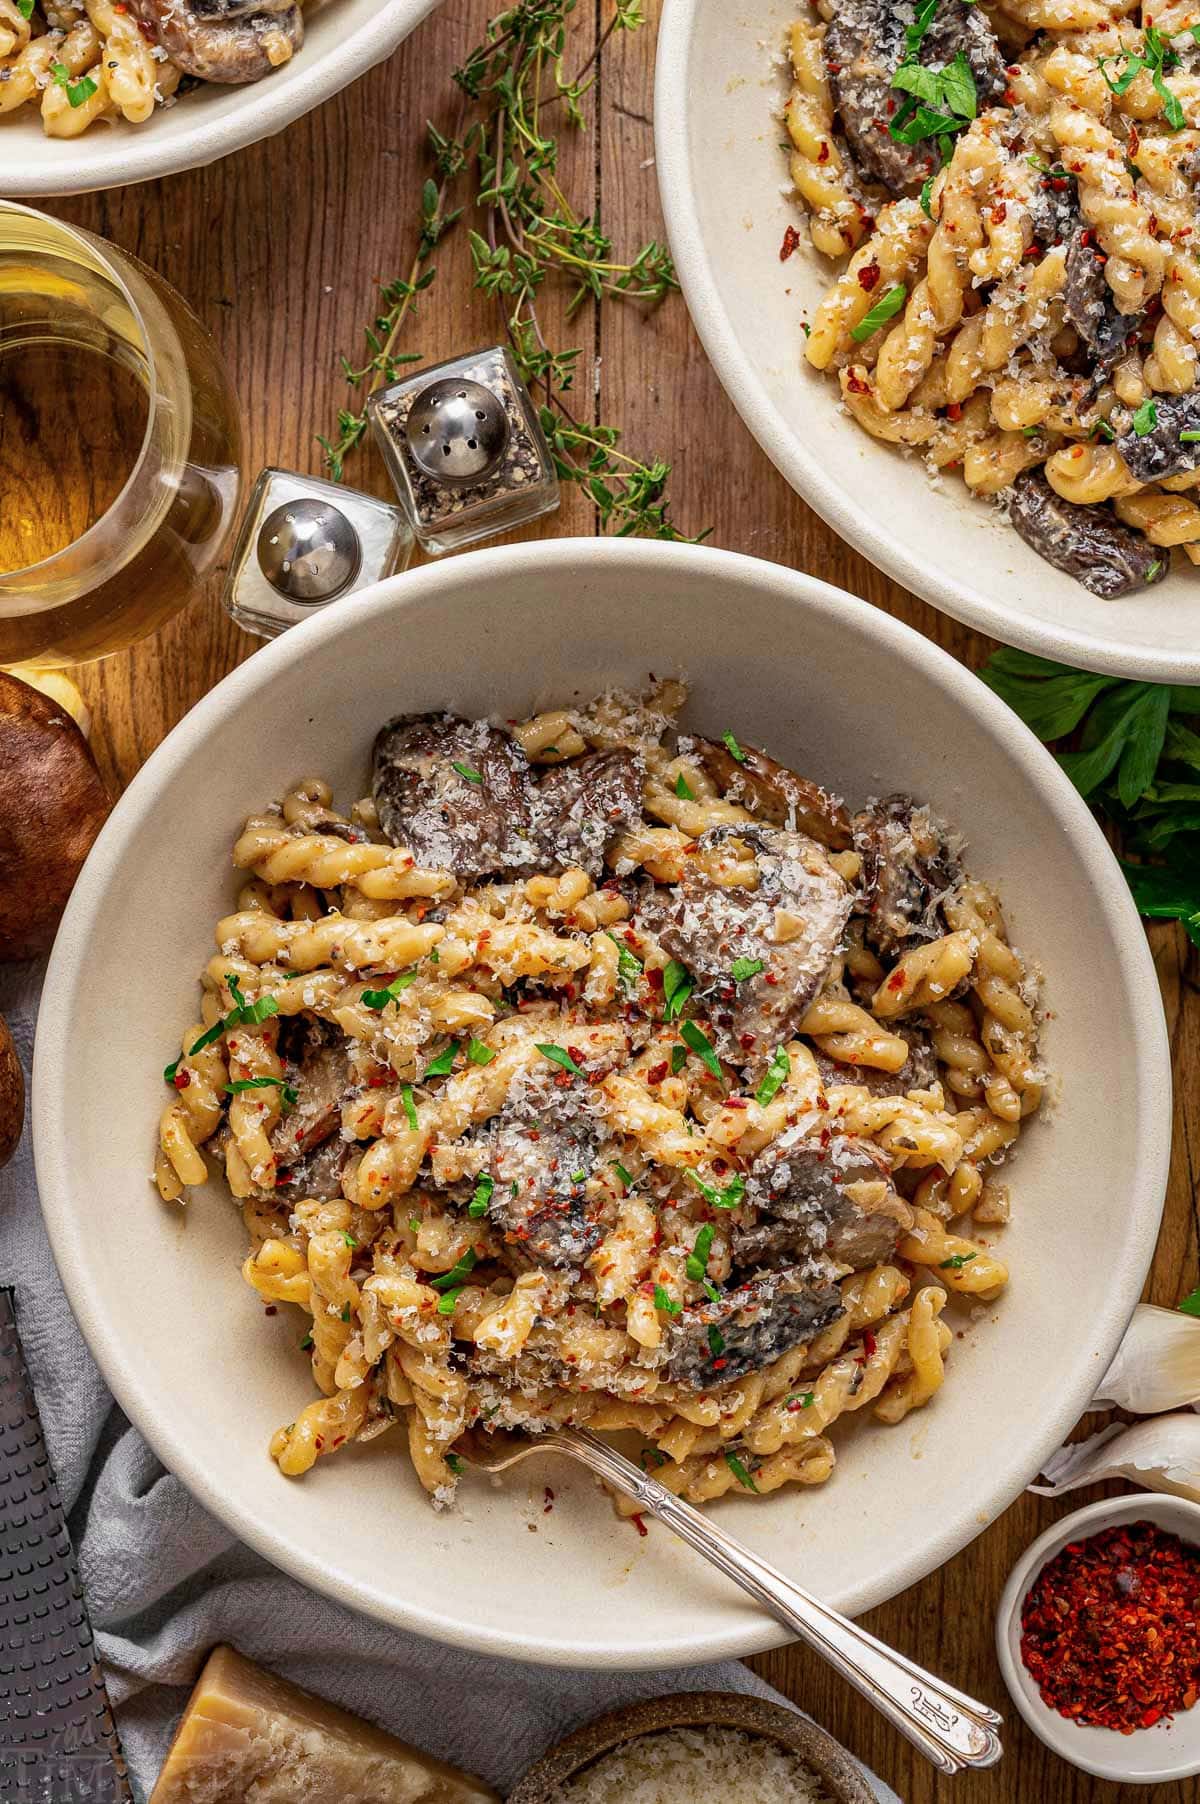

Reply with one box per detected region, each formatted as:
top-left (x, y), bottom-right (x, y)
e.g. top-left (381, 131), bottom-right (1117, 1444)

top-left (1, 0), bottom-right (441, 197)
top-left (34, 537), bottom-right (1169, 1666)
top-left (656, 0), bottom-right (1200, 682)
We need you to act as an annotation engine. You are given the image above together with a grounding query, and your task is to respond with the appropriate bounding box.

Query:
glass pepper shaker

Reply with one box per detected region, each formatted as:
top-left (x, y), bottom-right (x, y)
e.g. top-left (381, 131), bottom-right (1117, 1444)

top-left (367, 346), bottom-right (560, 555)
top-left (221, 468), bottom-right (413, 639)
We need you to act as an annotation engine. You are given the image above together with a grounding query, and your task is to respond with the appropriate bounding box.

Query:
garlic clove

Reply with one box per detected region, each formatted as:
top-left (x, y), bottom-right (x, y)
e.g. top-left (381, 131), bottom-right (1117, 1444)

top-left (1093, 1303), bottom-right (1200, 1415)
top-left (1029, 1415), bottom-right (1200, 1505)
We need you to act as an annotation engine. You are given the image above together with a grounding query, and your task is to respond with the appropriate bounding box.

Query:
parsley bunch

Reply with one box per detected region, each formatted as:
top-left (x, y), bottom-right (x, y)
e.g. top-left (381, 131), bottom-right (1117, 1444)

top-left (320, 0), bottom-right (704, 543)
top-left (980, 649), bottom-right (1200, 946)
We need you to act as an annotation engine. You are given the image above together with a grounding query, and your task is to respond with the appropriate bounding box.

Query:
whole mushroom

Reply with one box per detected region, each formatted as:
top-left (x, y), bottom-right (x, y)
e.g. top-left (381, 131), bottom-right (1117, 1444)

top-left (0, 1013), bottom-right (23, 1171)
top-left (0, 671), bottom-right (111, 962)
top-left (124, 0), bottom-right (304, 85)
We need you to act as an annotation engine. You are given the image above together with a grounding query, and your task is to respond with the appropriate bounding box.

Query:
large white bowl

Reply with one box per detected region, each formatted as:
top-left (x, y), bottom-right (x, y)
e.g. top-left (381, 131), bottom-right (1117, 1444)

top-left (655, 0), bottom-right (1200, 683)
top-left (35, 539), bottom-right (1171, 1666)
top-left (3, 0), bottom-right (441, 197)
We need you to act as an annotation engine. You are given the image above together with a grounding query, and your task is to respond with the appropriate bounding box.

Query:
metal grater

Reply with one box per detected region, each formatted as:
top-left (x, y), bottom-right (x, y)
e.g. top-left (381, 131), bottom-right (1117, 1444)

top-left (0, 1288), bottom-right (132, 1803)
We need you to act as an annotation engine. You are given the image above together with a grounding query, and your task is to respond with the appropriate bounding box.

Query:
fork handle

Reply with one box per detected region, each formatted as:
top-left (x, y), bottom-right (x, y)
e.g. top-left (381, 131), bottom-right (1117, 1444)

top-left (555, 1427), bottom-right (1002, 1777)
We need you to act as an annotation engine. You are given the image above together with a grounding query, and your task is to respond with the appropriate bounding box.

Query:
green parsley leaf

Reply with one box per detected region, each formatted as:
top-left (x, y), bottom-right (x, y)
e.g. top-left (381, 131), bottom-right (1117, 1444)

top-left (730, 957), bottom-right (764, 983)
top-left (536, 1042), bottom-right (583, 1076)
top-left (1147, 561), bottom-right (1163, 583)
top-left (431, 1247), bottom-right (479, 1291)
top-left (361, 969), bottom-right (420, 1010)
top-left (1132, 398), bottom-right (1159, 437)
top-left (707, 1324), bottom-right (726, 1358)
top-left (401, 1083), bottom-right (419, 1132)
top-left (342, 1231), bottom-right (358, 1248)
top-left (300, 1332), bottom-right (314, 1350)
top-left (850, 284), bottom-right (907, 343)
top-left (467, 1037), bottom-right (496, 1065)
top-left (1179, 1286), bottom-right (1200, 1317)
top-left (721, 729), bottom-right (748, 763)
top-left (662, 958), bottom-right (695, 1020)
top-left (437, 1288), bottom-right (465, 1314)
top-left (702, 1278), bottom-right (721, 1304)
top-left (16, 0), bottom-right (33, 17)
top-left (570, 1168), bottom-right (586, 1184)
top-left (1180, 431), bottom-right (1200, 443)
top-left (685, 1168), bottom-right (746, 1209)
top-left (423, 1041), bottom-right (460, 1077)
top-left (446, 1453), bottom-right (464, 1475)
top-left (755, 1045), bottom-right (790, 1107)
top-left (786, 1391), bottom-right (815, 1410)
top-left (451, 761), bottom-right (483, 783)
top-left (724, 1450), bottom-right (759, 1492)
top-left (674, 773), bottom-right (695, 799)
top-left (679, 1019), bottom-right (723, 1080)
top-left (224, 1076), bottom-right (298, 1106)
top-left (469, 1173), bottom-right (494, 1218)
top-left (919, 173), bottom-right (936, 218)
top-left (612, 1162), bottom-right (633, 1193)
top-left (340, 1302), bottom-right (352, 1322)
top-left (409, 1215), bottom-right (421, 1232)
top-left (669, 1044), bottom-right (687, 1075)
top-left (606, 931), bottom-right (643, 993)
top-left (653, 1284), bottom-right (682, 1315)
top-left (686, 1222), bottom-right (715, 1281)
top-left (938, 1251), bottom-right (978, 1270)
top-left (51, 61), bottom-right (98, 106)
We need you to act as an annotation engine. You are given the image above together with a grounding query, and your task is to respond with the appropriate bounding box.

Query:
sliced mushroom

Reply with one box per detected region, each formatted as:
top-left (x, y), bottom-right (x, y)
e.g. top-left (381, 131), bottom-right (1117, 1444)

top-left (0, 1012), bottom-right (23, 1171)
top-left (735, 1127), bottom-right (910, 1273)
top-left (1007, 470), bottom-right (1167, 598)
top-left (649, 824), bottom-right (853, 1059)
top-left (276, 1136), bottom-right (350, 1205)
top-left (1116, 392), bottom-right (1200, 486)
top-left (372, 712), bottom-right (536, 883)
top-left (854, 795), bottom-right (962, 958)
top-left (815, 1023), bottom-right (938, 1098)
top-left (125, 0), bottom-right (303, 85)
top-left (1064, 231), bottom-right (1141, 365)
top-left (531, 748), bottom-right (645, 877)
top-left (0, 671), bottom-right (110, 962)
top-left (825, 0), bottom-right (1007, 195)
top-left (665, 1267), bottom-right (845, 1391)
top-left (271, 1017), bottom-right (350, 1163)
top-left (690, 736), bottom-right (852, 850)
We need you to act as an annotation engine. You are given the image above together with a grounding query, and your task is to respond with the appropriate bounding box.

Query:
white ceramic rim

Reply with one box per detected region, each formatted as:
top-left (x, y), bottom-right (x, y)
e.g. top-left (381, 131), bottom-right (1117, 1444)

top-left (3, 0), bottom-right (442, 197)
top-left (34, 539), bottom-right (1172, 1665)
top-left (996, 1493), bottom-right (1200, 1784)
top-left (653, 0), bottom-right (1200, 684)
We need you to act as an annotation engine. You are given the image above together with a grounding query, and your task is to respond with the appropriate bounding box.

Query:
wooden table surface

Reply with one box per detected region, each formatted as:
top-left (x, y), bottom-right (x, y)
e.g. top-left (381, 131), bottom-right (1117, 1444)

top-left (42, 2), bottom-right (1198, 1798)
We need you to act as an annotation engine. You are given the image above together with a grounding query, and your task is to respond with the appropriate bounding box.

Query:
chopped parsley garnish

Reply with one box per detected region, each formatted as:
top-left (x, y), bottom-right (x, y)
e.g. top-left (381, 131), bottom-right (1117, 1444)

top-left (361, 969), bottom-right (420, 1010)
top-left (466, 1037), bottom-right (496, 1065)
top-left (1090, 419), bottom-right (1116, 443)
top-left (423, 1041), bottom-right (460, 1077)
top-left (1132, 399), bottom-right (1159, 437)
top-left (432, 1248), bottom-right (479, 1291)
top-left (1179, 1286), bottom-right (1200, 1317)
top-left (919, 172), bottom-right (936, 218)
top-left (51, 61), bottom-right (98, 107)
top-left (1180, 431), bottom-right (1200, 443)
top-left (606, 931), bottom-right (643, 993)
top-left (536, 1042), bottom-right (583, 1076)
top-left (707, 1325), bottom-right (726, 1358)
top-left (679, 1019), bottom-right (723, 1080)
top-left (724, 1451), bottom-right (759, 1493)
top-left (300, 1332), bottom-right (314, 1350)
top-left (437, 1288), bottom-right (465, 1314)
top-left (16, 0), bottom-right (33, 15)
top-left (686, 1222), bottom-right (715, 1282)
top-left (451, 761), bottom-right (484, 784)
top-left (850, 284), bottom-right (907, 344)
top-left (401, 1083), bottom-right (419, 1132)
top-left (730, 957), bottom-right (764, 983)
top-left (786, 1391), bottom-right (815, 1410)
top-left (662, 958), bottom-right (694, 1021)
top-left (755, 1045), bottom-right (790, 1107)
top-left (669, 1044), bottom-right (687, 1075)
top-left (685, 1168), bottom-right (746, 1210)
top-left (674, 773), bottom-right (694, 799)
top-left (938, 1251), bottom-right (978, 1270)
top-left (409, 1214), bottom-right (421, 1232)
top-left (340, 1303), bottom-right (351, 1322)
top-left (570, 1168), bottom-right (586, 1184)
top-left (446, 1453), bottom-right (464, 1475)
top-left (612, 1162), bottom-right (634, 1193)
top-left (164, 974), bottom-right (281, 1081)
top-left (886, 0), bottom-right (978, 164)
top-left (224, 1076), bottom-right (298, 1107)
top-left (653, 1284), bottom-right (682, 1315)
top-left (468, 1173), bottom-right (494, 1219)
top-left (721, 729), bottom-right (748, 764)
top-left (1098, 27), bottom-right (1186, 131)
top-left (1147, 561), bottom-right (1163, 583)
top-left (342, 1231), bottom-right (358, 1249)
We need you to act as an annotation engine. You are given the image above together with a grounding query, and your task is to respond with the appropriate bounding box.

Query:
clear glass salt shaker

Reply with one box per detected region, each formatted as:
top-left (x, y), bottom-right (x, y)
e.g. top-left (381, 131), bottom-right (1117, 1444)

top-left (367, 346), bottom-right (560, 555)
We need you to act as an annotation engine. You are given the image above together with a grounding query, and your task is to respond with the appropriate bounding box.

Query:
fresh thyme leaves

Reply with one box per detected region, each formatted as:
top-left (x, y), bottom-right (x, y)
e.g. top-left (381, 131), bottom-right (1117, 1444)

top-left (653, 1284), bottom-right (682, 1315)
top-left (979, 647), bottom-right (1200, 945)
top-left (679, 1020), bottom-right (723, 1080)
top-left (536, 1042), bottom-right (584, 1076)
top-left (361, 969), bottom-right (420, 1010)
top-left (724, 1451), bottom-right (759, 1492)
top-left (469, 1173), bottom-right (495, 1218)
top-left (755, 1045), bottom-right (790, 1107)
top-left (320, 0), bottom-right (704, 542)
top-left (850, 284), bottom-right (907, 343)
top-left (662, 959), bottom-right (695, 1021)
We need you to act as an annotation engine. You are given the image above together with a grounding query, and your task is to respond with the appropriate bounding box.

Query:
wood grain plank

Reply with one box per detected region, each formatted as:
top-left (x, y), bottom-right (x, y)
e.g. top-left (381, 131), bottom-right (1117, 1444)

top-left (29, 3), bottom-right (1200, 1799)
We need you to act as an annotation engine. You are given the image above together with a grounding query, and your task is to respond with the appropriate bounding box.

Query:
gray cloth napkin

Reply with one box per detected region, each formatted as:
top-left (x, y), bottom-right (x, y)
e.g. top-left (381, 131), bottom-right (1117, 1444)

top-left (0, 960), bottom-right (901, 1803)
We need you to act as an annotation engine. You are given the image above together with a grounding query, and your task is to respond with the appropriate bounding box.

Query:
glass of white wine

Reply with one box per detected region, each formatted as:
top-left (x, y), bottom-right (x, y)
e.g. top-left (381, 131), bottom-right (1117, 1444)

top-left (0, 200), bottom-right (243, 666)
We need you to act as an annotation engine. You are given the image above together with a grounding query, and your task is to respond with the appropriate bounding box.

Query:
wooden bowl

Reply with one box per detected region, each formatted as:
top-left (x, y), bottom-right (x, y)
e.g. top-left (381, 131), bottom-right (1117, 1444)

top-left (506, 1691), bottom-right (876, 1803)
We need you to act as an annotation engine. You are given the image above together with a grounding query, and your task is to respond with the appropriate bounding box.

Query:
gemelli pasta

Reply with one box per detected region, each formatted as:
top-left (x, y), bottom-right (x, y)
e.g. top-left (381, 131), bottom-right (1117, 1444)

top-left (155, 683), bottom-right (1044, 1508)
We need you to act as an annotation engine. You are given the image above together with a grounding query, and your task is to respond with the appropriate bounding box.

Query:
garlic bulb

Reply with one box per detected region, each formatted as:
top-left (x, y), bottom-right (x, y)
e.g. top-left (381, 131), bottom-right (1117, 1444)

top-left (1093, 1304), bottom-right (1200, 1414)
top-left (1029, 1416), bottom-right (1200, 1504)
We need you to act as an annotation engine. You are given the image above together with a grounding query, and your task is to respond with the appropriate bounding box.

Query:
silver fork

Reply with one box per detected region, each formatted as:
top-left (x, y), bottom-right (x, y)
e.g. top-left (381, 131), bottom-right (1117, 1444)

top-left (460, 1425), bottom-right (1003, 1776)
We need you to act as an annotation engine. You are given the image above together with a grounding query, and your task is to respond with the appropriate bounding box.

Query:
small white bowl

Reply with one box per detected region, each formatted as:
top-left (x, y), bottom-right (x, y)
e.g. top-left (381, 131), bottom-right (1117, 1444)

top-left (997, 1493), bottom-right (1200, 1785)
top-left (2, 0), bottom-right (441, 198)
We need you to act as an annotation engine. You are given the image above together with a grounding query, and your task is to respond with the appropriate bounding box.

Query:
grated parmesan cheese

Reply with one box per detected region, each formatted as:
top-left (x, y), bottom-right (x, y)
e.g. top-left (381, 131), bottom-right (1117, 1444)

top-left (560, 1725), bottom-right (836, 1803)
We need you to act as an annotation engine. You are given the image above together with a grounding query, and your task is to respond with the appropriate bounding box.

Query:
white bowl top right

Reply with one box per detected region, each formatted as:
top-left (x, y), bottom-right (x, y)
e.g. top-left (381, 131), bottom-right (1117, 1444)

top-left (997, 1493), bottom-right (1200, 1785)
top-left (654, 0), bottom-right (1200, 683)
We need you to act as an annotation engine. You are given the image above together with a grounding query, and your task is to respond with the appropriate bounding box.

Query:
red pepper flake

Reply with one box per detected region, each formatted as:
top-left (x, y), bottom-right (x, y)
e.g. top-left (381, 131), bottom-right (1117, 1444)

top-left (264, 1304), bottom-right (277, 1316)
top-left (173, 1068), bottom-right (191, 1091)
top-left (1020, 1520), bottom-right (1200, 1734)
top-left (886, 969), bottom-right (906, 992)
top-left (543, 1486), bottom-right (555, 1514)
top-left (645, 1061), bottom-right (669, 1086)
top-left (779, 224), bottom-right (801, 261)
top-left (845, 371), bottom-right (870, 395)
top-left (764, 972), bottom-right (779, 986)
top-left (863, 1329), bottom-right (877, 1358)
top-left (857, 261), bottom-right (881, 293)
top-left (991, 202), bottom-right (1007, 224)
top-left (630, 1513), bottom-right (648, 1537)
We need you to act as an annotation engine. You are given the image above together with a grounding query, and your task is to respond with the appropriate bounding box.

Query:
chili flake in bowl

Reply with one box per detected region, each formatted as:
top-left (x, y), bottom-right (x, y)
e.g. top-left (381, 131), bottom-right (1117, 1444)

top-left (997, 1495), bottom-right (1200, 1784)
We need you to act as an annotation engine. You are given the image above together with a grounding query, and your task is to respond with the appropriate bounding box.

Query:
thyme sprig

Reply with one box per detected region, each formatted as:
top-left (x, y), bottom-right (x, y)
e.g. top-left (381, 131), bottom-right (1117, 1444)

top-left (319, 0), bottom-right (704, 541)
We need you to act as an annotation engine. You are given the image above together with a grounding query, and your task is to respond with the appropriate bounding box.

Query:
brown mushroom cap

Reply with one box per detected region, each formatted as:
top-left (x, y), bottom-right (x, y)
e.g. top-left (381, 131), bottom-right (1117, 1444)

top-left (0, 671), bottom-right (111, 962)
top-left (0, 1012), bottom-right (23, 1170)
